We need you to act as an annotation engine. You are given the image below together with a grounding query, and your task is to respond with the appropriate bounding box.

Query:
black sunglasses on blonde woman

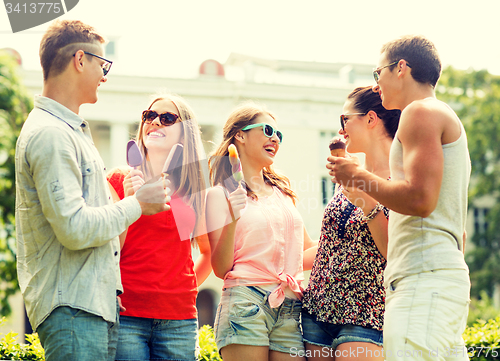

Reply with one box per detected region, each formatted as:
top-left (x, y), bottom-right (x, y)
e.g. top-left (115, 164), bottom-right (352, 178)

top-left (142, 110), bottom-right (179, 126)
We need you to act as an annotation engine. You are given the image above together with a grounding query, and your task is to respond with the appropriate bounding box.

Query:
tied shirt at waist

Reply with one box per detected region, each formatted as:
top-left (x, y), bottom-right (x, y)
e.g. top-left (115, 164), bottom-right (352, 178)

top-left (268, 272), bottom-right (303, 308)
top-left (222, 186), bottom-right (305, 308)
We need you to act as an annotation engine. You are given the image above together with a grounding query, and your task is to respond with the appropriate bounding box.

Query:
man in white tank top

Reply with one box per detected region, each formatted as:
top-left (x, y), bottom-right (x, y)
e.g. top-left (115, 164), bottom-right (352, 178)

top-left (327, 35), bottom-right (471, 361)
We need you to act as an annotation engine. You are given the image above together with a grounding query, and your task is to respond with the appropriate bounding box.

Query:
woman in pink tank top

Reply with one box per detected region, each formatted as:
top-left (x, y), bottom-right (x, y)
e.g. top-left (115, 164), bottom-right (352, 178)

top-left (206, 102), bottom-right (316, 361)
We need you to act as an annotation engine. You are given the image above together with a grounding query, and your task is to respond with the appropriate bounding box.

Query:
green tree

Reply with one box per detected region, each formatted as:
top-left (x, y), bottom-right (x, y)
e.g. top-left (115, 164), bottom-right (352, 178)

top-left (0, 52), bottom-right (33, 316)
top-left (437, 66), bottom-right (500, 299)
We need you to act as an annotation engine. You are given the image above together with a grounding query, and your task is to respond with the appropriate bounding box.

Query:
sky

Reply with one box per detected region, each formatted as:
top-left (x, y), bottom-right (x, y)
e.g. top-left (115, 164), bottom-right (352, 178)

top-left (1, 0), bottom-right (500, 79)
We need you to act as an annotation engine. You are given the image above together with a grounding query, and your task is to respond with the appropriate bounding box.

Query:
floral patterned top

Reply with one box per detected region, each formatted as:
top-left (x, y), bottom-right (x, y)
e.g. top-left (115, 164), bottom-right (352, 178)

top-left (302, 187), bottom-right (388, 331)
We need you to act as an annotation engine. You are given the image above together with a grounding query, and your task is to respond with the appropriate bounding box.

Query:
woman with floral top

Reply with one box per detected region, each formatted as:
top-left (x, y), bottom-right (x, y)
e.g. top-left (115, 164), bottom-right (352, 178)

top-left (302, 86), bottom-right (401, 360)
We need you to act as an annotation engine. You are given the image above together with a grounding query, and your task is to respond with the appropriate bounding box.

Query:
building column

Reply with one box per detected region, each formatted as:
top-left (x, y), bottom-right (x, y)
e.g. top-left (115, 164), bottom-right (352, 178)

top-left (109, 122), bottom-right (131, 169)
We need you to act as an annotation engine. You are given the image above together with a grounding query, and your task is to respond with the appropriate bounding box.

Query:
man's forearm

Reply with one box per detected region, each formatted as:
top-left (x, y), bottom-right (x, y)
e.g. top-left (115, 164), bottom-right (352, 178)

top-left (349, 168), bottom-right (436, 217)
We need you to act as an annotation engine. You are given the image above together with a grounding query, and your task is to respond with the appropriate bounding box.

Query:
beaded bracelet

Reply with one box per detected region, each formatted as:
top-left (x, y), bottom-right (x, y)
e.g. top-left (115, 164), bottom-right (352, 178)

top-left (362, 202), bottom-right (384, 222)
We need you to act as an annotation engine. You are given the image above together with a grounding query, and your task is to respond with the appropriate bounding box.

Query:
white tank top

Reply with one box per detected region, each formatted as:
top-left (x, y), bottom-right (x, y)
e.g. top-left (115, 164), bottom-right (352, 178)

top-left (385, 120), bottom-right (471, 287)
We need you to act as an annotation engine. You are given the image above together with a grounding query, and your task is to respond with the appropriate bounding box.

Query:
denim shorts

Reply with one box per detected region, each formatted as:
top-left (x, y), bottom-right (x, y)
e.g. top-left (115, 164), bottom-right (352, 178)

top-left (115, 315), bottom-right (197, 361)
top-left (301, 310), bottom-right (383, 350)
top-left (214, 285), bottom-right (304, 354)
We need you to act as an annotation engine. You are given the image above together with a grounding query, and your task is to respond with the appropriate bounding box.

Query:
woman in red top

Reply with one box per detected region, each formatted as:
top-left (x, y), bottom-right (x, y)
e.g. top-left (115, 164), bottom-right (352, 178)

top-left (107, 93), bottom-right (211, 361)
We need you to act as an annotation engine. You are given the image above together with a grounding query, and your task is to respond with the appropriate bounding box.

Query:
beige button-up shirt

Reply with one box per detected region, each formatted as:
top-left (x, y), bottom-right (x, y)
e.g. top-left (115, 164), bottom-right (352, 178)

top-left (15, 95), bottom-right (141, 331)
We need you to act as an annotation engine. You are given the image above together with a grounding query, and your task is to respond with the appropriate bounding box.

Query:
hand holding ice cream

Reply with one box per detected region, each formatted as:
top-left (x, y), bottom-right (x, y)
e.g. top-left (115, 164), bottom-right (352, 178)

top-left (329, 137), bottom-right (346, 158)
top-left (228, 144), bottom-right (244, 183)
top-left (226, 144), bottom-right (246, 220)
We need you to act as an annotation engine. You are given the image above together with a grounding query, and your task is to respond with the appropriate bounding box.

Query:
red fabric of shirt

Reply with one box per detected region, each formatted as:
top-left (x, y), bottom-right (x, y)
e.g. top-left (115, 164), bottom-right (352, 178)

top-left (108, 171), bottom-right (197, 320)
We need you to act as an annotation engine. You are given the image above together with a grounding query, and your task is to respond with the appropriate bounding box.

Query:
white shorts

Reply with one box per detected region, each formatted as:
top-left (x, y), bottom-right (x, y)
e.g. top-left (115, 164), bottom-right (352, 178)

top-left (384, 269), bottom-right (470, 361)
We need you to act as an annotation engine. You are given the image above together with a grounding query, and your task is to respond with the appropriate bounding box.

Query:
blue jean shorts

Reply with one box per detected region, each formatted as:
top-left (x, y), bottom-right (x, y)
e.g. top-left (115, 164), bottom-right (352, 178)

top-left (214, 285), bottom-right (304, 354)
top-left (115, 315), bottom-right (197, 361)
top-left (301, 310), bottom-right (383, 350)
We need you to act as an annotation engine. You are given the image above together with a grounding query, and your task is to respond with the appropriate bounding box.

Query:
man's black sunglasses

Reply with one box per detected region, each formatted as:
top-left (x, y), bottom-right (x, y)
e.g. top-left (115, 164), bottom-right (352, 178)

top-left (73, 51), bottom-right (113, 76)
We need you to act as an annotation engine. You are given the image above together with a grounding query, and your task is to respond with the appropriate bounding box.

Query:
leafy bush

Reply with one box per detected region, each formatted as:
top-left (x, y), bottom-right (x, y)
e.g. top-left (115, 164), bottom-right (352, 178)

top-left (0, 52), bottom-right (33, 318)
top-left (468, 291), bottom-right (500, 327)
top-left (0, 318), bottom-right (44, 360)
top-left (197, 325), bottom-right (221, 361)
top-left (464, 316), bottom-right (500, 360)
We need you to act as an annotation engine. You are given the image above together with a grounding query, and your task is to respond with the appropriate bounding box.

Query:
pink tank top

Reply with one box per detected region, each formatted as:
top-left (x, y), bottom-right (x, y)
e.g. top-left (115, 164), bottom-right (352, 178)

top-left (222, 186), bottom-right (305, 308)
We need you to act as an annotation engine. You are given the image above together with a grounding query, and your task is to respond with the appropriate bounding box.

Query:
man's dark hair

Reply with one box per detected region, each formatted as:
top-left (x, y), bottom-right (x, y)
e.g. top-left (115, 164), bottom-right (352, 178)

top-left (381, 35), bottom-right (441, 88)
top-left (39, 20), bottom-right (105, 81)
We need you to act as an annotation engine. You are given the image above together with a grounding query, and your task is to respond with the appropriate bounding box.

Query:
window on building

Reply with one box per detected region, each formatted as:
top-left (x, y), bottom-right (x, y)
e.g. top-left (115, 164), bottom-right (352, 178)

top-left (199, 124), bottom-right (215, 156)
top-left (321, 177), bottom-right (336, 206)
top-left (196, 289), bottom-right (217, 328)
top-left (320, 130), bottom-right (339, 206)
top-left (474, 207), bottom-right (489, 235)
top-left (106, 40), bottom-right (115, 57)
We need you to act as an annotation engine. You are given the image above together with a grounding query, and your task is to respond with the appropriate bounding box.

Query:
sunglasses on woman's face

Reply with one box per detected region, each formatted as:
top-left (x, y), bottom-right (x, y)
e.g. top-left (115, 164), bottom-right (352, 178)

top-left (241, 123), bottom-right (283, 143)
top-left (142, 110), bottom-right (179, 126)
top-left (340, 113), bottom-right (367, 131)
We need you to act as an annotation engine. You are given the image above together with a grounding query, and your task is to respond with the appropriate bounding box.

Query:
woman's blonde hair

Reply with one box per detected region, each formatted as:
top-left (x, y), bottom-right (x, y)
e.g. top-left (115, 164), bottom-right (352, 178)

top-left (209, 101), bottom-right (297, 204)
top-left (136, 93), bottom-right (208, 228)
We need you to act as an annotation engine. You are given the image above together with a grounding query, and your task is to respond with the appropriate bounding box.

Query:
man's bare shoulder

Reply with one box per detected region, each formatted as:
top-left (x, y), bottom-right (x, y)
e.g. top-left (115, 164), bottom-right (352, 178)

top-left (403, 97), bottom-right (448, 117)
top-left (398, 99), bottom-right (442, 134)
top-left (399, 98), bottom-right (461, 144)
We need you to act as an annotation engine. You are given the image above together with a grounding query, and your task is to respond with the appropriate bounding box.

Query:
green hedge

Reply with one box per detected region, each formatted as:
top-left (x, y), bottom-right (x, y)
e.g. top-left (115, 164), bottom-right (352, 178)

top-left (197, 325), bottom-right (222, 361)
top-left (463, 317), bottom-right (500, 360)
top-left (1, 320), bottom-right (498, 360)
top-left (468, 292), bottom-right (500, 327)
top-left (0, 329), bottom-right (44, 361)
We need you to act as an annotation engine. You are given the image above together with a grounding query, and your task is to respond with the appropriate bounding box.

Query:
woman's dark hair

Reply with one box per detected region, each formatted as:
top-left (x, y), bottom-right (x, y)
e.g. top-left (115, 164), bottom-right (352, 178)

top-left (348, 86), bottom-right (401, 139)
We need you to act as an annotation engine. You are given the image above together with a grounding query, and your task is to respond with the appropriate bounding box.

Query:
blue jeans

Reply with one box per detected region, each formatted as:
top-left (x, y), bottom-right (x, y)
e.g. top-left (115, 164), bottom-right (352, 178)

top-left (302, 310), bottom-right (383, 350)
top-left (115, 316), bottom-right (197, 361)
top-left (37, 302), bottom-right (120, 361)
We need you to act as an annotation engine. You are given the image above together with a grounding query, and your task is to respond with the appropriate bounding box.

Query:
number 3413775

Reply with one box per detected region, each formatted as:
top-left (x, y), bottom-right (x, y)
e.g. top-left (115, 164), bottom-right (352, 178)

top-left (5, 3), bottom-right (62, 14)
